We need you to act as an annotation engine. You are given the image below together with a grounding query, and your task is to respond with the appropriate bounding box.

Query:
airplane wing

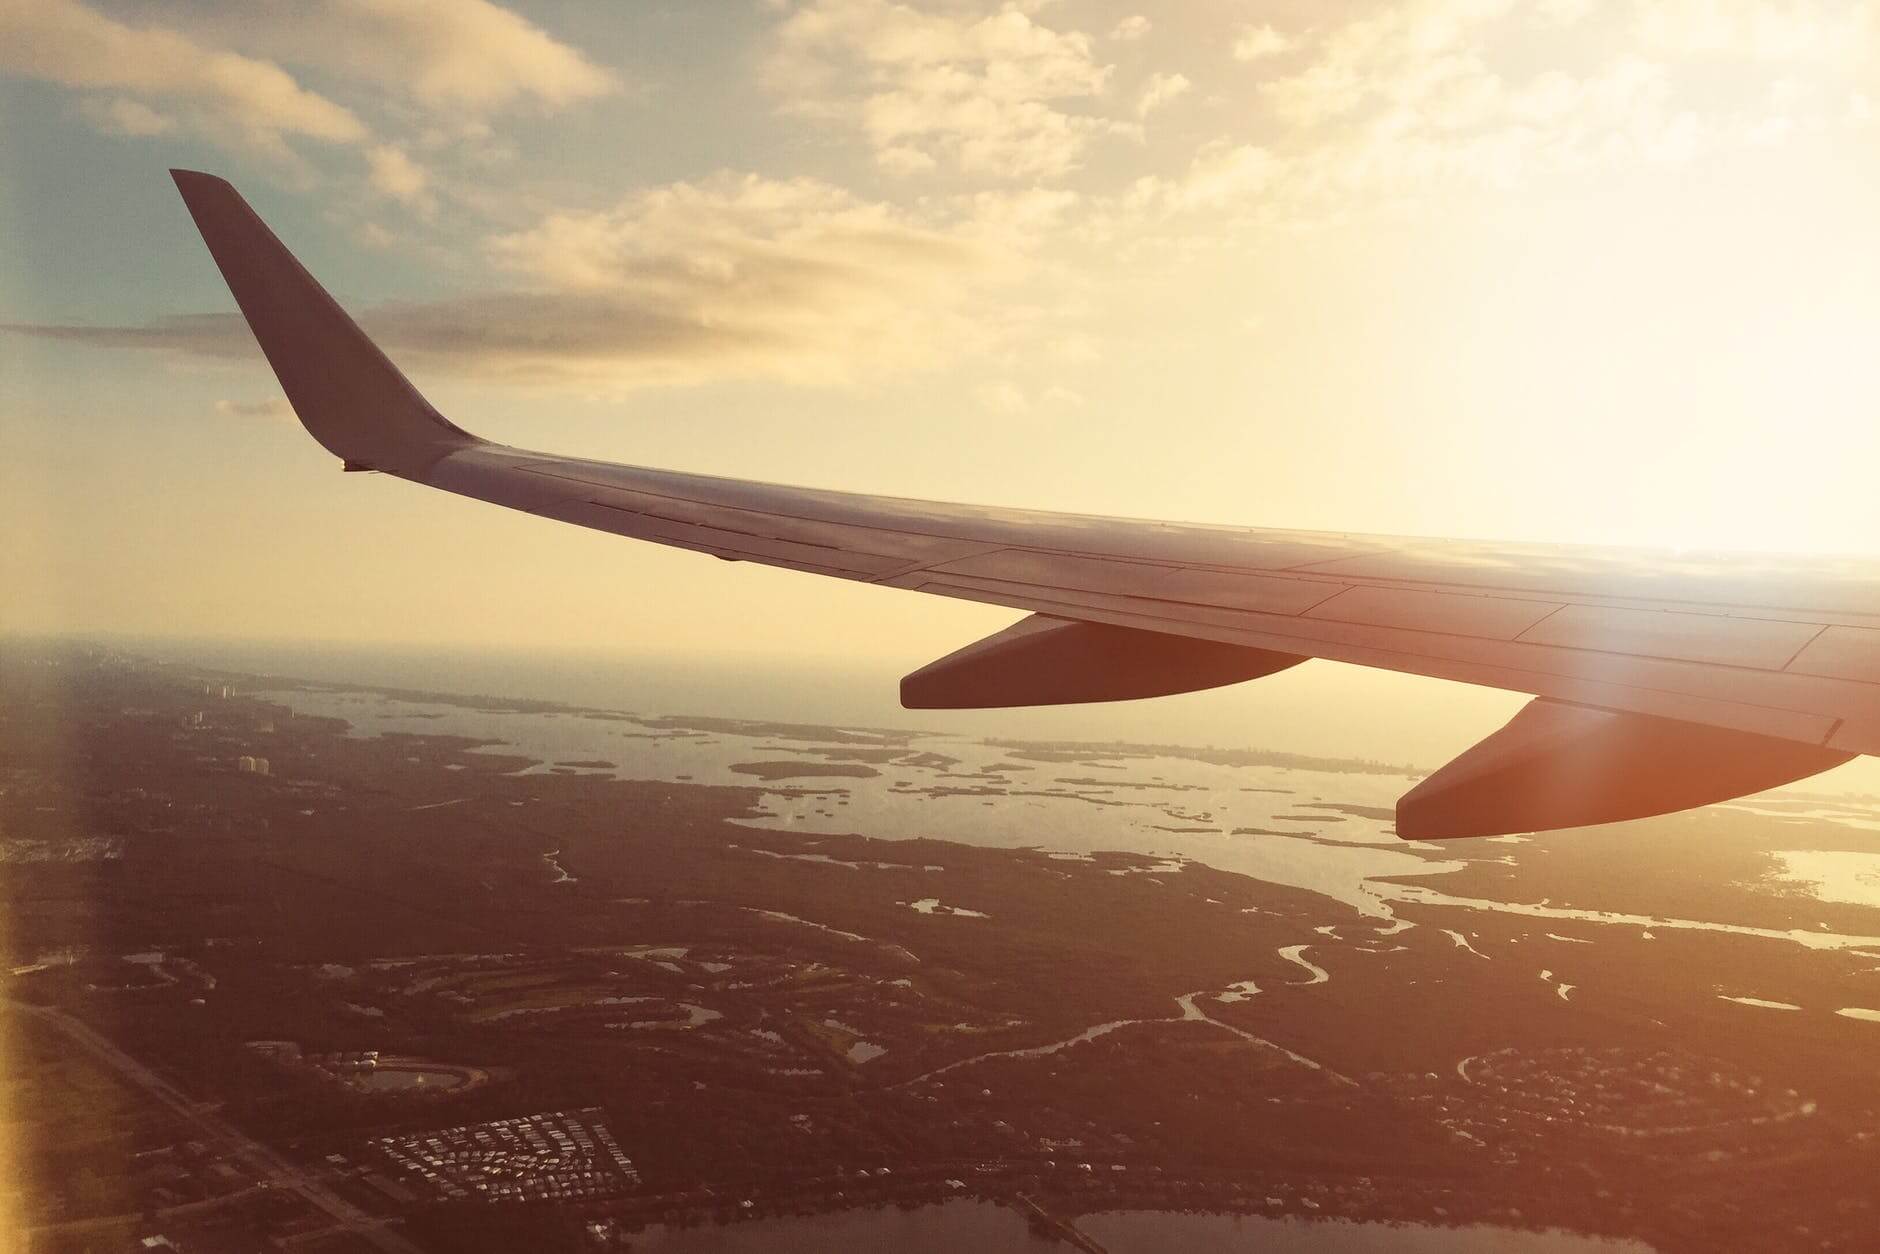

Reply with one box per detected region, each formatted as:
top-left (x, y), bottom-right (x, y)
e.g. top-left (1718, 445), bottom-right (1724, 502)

top-left (170, 169), bottom-right (1880, 838)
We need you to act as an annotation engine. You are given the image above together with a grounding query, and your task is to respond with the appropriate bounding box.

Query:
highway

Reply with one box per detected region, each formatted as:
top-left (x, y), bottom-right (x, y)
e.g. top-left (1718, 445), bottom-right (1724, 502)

top-left (11, 1001), bottom-right (425, 1254)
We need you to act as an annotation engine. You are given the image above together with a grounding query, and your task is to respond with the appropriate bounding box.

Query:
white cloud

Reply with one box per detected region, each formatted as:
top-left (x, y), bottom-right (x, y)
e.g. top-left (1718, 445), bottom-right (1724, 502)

top-left (366, 144), bottom-right (433, 212)
top-left (765, 0), bottom-right (1121, 179)
top-left (0, 0), bottom-right (613, 182)
top-left (196, 0), bottom-right (618, 116)
top-left (84, 97), bottom-right (175, 137)
top-left (0, 0), bottom-right (366, 155)
top-left (23, 172), bottom-right (1050, 390)
top-left (1538, 0), bottom-right (1597, 22)
top-left (23, 0), bottom-right (1880, 397)
top-left (974, 380), bottom-right (1084, 414)
top-left (975, 380), bottom-right (1030, 414)
top-left (1232, 24), bottom-right (1293, 62)
top-left (1235, 0), bottom-right (1811, 208)
top-left (1110, 15), bottom-right (1151, 42)
top-left (1632, 0), bottom-right (1869, 62)
top-left (1125, 141), bottom-right (1279, 215)
top-left (1136, 71), bottom-right (1191, 118)
top-left (215, 397), bottom-right (291, 420)
top-left (878, 144), bottom-right (939, 175)
top-left (355, 221), bottom-right (400, 250)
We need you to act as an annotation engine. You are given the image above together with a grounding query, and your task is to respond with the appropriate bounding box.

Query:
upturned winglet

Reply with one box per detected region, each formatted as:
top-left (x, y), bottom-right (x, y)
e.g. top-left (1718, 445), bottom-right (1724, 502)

top-left (169, 169), bottom-right (477, 477)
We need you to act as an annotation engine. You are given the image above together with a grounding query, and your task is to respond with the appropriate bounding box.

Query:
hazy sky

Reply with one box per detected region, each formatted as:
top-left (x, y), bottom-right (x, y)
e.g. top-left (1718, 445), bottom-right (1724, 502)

top-left (9, 0), bottom-right (1880, 768)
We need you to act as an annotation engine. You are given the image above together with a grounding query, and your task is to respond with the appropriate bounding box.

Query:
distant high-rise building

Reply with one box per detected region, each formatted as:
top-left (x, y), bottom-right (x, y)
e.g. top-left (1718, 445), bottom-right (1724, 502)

top-left (236, 756), bottom-right (270, 775)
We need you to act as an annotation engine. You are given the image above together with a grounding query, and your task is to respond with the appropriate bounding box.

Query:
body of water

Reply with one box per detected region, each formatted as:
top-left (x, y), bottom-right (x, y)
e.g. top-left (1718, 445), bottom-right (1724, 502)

top-left (260, 685), bottom-right (1880, 956)
top-left (1084, 1211), bottom-right (1653, 1252)
top-left (625, 1202), bottom-right (1652, 1252)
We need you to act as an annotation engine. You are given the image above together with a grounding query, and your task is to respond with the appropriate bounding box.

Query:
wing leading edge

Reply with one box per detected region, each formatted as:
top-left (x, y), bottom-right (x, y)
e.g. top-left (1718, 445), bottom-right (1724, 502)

top-left (170, 169), bottom-right (1880, 838)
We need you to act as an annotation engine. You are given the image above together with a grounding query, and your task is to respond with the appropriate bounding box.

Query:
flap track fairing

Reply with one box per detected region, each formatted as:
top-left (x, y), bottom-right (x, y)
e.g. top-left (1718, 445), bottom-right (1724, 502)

top-left (902, 614), bottom-right (1306, 709)
top-left (1396, 699), bottom-right (1852, 840)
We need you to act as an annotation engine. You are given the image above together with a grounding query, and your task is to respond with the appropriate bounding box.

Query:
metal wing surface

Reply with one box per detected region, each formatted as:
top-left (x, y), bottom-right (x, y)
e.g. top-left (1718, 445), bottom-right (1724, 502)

top-left (170, 169), bottom-right (1880, 838)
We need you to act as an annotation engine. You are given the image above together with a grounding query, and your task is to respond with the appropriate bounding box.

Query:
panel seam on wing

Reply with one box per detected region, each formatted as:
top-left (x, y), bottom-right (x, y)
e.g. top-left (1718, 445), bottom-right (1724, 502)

top-left (1777, 624), bottom-right (1831, 672)
top-left (868, 544), bottom-right (1010, 585)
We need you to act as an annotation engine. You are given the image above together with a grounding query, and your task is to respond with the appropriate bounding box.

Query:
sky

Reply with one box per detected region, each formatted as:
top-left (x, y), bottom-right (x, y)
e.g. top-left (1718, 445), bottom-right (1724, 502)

top-left (8, 0), bottom-right (1880, 768)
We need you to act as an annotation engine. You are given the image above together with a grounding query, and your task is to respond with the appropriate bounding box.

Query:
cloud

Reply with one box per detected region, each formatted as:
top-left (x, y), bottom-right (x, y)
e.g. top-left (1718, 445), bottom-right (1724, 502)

top-left (367, 144), bottom-right (433, 211)
top-left (20, 0), bottom-right (1874, 400)
top-left (195, 0), bottom-right (618, 116)
top-left (476, 173), bottom-right (1012, 382)
top-left (8, 294), bottom-right (914, 389)
top-left (0, 0), bottom-right (366, 155)
top-left (0, 0), bottom-right (612, 186)
top-left (354, 221), bottom-right (400, 250)
top-left (1232, 24), bottom-right (1293, 62)
top-left (974, 379), bottom-right (1084, 414)
top-left (1124, 142), bottom-right (1278, 216)
top-left (1632, 0), bottom-right (1869, 62)
top-left (82, 97), bottom-right (175, 136)
top-left (765, 0), bottom-right (1121, 179)
top-left (1136, 71), bottom-right (1191, 118)
top-left (9, 173), bottom-right (1041, 390)
top-left (1095, 2), bottom-right (1725, 231)
top-left (1254, 2), bottom-right (1534, 129)
top-left (877, 144), bottom-right (939, 175)
top-left (1538, 0), bottom-right (1597, 22)
top-left (1110, 16), bottom-right (1151, 42)
top-left (1214, 0), bottom-right (1838, 213)
top-left (975, 380), bottom-right (1029, 414)
top-left (215, 397), bottom-right (291, 420)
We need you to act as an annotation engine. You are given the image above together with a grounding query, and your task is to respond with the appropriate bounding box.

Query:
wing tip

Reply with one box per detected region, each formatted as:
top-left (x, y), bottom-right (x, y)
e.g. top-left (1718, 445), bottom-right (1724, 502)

top-left (167, 166), bottom-right (478, 475)
top-left (169, 168), bottom-right (233, 198)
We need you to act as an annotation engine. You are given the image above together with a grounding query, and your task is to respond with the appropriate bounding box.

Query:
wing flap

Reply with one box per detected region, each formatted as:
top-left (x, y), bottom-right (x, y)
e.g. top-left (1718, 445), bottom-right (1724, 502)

top-left (1303, 584), bottom-right (1562, 640)
top-left (1516, 603), bottom-right (1824, 669)
top-left (1789, 625), bottom-right (1880, 684)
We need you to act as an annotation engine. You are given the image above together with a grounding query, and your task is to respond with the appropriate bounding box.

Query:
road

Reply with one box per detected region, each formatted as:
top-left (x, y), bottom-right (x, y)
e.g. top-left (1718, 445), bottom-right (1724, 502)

top-left (10, 1001), bottom-right (425, 1254)
top-left (1013, 1193), bottom-right (1111, 1253)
